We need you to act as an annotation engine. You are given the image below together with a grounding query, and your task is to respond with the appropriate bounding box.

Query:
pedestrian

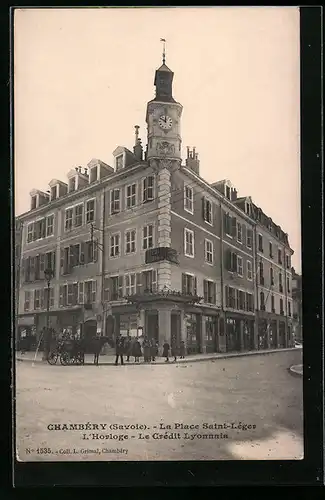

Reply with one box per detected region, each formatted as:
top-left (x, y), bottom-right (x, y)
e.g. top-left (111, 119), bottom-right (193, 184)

top-left (125, 335), bottom-right (132, 362)
top-left (179, 340), bottom-right (186, 359)
top-left (143, 336), bottom-right (151, 363)
top-left (163, 341), bottom-right (170, 362)
top-left (115, 335), bottom-right (125, 365)
top-left (171, 342), bottom-right (178, 362)
top-left (133, 338), bottom-right (142, 363)
top-left (93, 333), bottom-right (102, 366)
top-left (150, 339), bottom-right (158, 362)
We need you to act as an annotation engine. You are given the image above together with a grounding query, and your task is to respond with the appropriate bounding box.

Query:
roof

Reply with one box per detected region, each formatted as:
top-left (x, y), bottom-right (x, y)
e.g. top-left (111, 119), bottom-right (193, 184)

top-left (156, 63), bottom-right (173, 73)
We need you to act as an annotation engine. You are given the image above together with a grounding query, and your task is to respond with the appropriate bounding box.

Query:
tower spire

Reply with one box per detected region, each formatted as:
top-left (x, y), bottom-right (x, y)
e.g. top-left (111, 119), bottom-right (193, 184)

top-left (160, 38), bottom-right (166, 64)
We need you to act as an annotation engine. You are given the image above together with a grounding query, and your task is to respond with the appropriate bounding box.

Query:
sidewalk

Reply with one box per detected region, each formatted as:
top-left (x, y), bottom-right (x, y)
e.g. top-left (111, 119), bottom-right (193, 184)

top-left (289, 364), bottom-right (303, 377)
top-left (16, 347), bottom-right (298, 366)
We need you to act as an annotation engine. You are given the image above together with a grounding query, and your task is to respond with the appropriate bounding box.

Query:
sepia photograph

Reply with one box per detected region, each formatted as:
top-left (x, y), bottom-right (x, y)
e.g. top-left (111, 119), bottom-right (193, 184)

top-left (13, 6), bottom-right (303, 463)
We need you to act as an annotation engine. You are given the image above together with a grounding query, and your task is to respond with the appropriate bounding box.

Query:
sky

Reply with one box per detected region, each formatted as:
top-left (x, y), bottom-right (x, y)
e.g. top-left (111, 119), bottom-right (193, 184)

top-left (14, 7), bottom-right (301, 271)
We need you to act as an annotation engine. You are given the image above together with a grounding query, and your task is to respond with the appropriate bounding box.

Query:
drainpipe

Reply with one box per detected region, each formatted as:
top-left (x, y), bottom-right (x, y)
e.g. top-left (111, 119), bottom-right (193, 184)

top-left (101, 187), bottom-right (106, 337)
top-left (219, 202), bottom-right (225, 351)
top-left (253, 225), bottom-right (259, 349)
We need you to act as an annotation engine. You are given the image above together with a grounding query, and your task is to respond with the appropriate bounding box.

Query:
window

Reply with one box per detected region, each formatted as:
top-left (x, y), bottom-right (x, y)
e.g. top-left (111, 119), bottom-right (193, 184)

top-left (224, 213), bottom-right (235, 237)
top-left (278, 248), bottom-right (283, 264)
top-left (288, 301), bottom-right (291, 317)
top-left (24, 291), bottom-right (31, 311)
top-left (69, 177), bottom-right (76, 192)
top-left (237, 256), bottom-right (243, 277)
top-left (260, 291), bottom-right (265, 310)
top-left (182, 273), bottom-right (197, 295)
top-left (44, 287), bottom-right (55, 308)
top-left (110, 233), bottom-right (120, 257)
top-left (125, 274), bottom-right (136, 295)
top-left (204, 239), bottom-right (213, 264)
top-left (280, 298), bottom-right (284, 314)
top-left (225, 286), bottom-right (236, 308)
top-left (85, 280), bottom-right (96, 303)
top-left (225, 185), bottom-right (231, 200)
top-left (270, 267), bottom-right (274, 286)
top-left (203, 198), bottom-right (212, 224)
top-left (184, 186), bottom-right (193, 213)
top-left (125, 229), bottom-right (136, 254)
top-left (126, 183), bottom-right (137, 209)
top-left (184, 228), bottom-right (194, 257)
top-left (225, 250), bottom-right (237, 273)
top-left (86, 199), bottom-right (95, 223)
top-left (237, 223), bottom-right (242, 243)
top-left (111, 189), bottom-right (120, 214)
top-left (271, 294), bottom-right (275, 312)
top-left (116, 154), bottom-right (123, 171)
top-left (31, 196), bottom-right (37, 209)
top-left (50, 186), bottom-right (57, 200)
top-left (46, 215), bottom-right (54, 236)
top-left (287, 276), bottom-right (290, 293)
top-left (245, 202), bottom-right (251, 216)
top-left (259, 261), bottom-right (264, 285)
top-left (86, 241), bottom-right (98, 263)
top-left (110, 276), bottom-right (124, 300)
top-left (203, 280), bottom-right (216, 304)
top-left (269, 242), bottom-right (273, 258)
top-left (90, 166), bottom-right (98, 183)
top-left (142, 225), bottom-right (153, 250)
top-left (78, 282), bottom-right (84, 304)
top-left (237, 290), bottom-right (245, 310)
top-left (247, 260), bottom-right (253, 280)
top-left (27, 224), bottom-right (33, 243)
top-left (246, 292), bottom-right (254, 312)
top-left (65, 208), bottom-right (73, 231)
top-left (74, 204), bottom-right (83, 227)
top-left (279, 272), bottom-right (283, 293)
top-left (246, 229), bottom-right (252, 248)
top-left (258, 234), bottom-right (263, 252)
top-left (143, 270), bottom-right (157, 293)
top-left (34, 289), bottom-right (41, 309)
top-left (286, 254), bottom-right (290, 269)
top-left (143, 176), bottom-right (154, 202)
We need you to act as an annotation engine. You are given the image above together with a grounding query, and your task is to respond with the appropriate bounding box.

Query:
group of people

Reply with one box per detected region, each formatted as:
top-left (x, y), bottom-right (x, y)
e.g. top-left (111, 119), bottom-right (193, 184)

top-left (111, 335), bottom-right (186, 366)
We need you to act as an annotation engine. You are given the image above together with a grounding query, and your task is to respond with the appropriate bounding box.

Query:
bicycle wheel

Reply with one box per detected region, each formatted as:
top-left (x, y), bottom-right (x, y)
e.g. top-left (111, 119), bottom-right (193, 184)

top-left (60, 352), bottom-right (70, 365)
top-left (47, 352), bottom-right (58, 365)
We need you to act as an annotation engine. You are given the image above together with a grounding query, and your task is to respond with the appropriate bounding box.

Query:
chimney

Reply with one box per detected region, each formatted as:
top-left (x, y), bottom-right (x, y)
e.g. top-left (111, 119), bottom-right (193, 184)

top-left (78, 166), bottom-right (82, 173)
top-left (75, 167), bottom-right (78, 172)
top-left (185, 146), bottom-right (200, 175)
top-left (84, 167), bottom-right (88, 176)
top-left (133, 125), bottom-right (143, 161)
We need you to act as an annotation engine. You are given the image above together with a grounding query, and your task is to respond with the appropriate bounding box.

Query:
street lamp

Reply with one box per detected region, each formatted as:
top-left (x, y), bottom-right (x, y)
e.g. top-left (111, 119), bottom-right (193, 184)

top-left (42, 267), bottom-right (54, 361)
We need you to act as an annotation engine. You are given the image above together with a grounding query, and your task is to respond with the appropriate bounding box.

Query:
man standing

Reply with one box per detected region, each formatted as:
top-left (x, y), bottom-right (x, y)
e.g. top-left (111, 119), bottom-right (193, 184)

top-left (115, 335), bottom-right (125, 365)
top-left (93, 333), bottom-right (102, 366)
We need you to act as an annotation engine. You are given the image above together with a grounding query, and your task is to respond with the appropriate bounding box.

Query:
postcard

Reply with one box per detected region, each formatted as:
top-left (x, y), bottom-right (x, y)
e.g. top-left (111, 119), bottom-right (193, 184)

top-left (14, 6), bottom-right (303, 463)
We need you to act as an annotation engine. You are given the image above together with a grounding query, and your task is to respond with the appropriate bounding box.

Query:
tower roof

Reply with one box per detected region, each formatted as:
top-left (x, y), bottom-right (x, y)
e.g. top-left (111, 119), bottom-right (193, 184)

top-left (156, 63), bottom-right (173, 73)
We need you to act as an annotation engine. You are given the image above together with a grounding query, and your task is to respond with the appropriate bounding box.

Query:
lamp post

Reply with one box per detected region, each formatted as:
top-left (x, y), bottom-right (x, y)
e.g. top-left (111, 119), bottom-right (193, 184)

top-left (43, 267), bottom-right (54, 361)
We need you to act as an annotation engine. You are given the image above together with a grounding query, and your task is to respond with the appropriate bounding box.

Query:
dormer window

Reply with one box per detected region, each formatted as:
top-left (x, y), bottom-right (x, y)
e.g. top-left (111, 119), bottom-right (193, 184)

top-left (245, 202), bottom-right (251, 216)
top-left (69, 177), bottom-right (76, 192)
top-left (50, 186), bottom-right (57, 200)
top-left (116, 155), bottom-right (124, 171)
top-left (31, 196), bottom-right (37, 210)
top-left (89, 166), bottom-right (98, 184)
top-left (225, 185), bottom-right (231, 200)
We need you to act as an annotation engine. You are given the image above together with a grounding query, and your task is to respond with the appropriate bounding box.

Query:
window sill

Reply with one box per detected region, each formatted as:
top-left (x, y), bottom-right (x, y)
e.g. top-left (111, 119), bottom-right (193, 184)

top-left (204, 220), bottom-right (213, 226)
top-left (184, 253), bottom-right (195, 259)
top-left (184, 207), bottom-right (194, 215)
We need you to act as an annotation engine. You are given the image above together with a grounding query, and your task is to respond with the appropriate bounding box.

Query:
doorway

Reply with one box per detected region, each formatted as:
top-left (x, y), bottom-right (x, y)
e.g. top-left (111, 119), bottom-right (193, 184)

top-left (171, 311), bottom-right (181, 348)
top-left (145, 311), bottom-right (159, 342)
top-left (83, 320), bottom-right (97, 352)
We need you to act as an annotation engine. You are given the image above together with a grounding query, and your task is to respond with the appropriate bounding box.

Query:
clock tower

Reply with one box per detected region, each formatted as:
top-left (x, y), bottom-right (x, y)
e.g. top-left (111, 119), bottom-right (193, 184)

top-left (146, 53), bottom-right (183, 162)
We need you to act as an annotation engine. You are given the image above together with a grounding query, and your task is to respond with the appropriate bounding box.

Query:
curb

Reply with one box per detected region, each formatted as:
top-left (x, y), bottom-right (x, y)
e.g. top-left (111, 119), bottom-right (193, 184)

top-left (289, 364), bottom-right (303, 377)
top-left (16, 347), bottom-right (298, 366)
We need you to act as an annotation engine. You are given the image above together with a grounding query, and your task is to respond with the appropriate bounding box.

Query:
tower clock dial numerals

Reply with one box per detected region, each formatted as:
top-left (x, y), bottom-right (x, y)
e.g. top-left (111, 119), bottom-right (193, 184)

top-left (158, 115), bottom-right (173, 130)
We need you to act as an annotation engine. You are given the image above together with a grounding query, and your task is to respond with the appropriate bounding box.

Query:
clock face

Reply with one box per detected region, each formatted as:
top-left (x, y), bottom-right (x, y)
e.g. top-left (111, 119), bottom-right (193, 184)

top-left (158, 115), bottom-right (173, 130)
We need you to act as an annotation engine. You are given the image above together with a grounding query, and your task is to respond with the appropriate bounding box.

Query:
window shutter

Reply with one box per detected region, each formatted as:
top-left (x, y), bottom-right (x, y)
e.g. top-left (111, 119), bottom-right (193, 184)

top-left (33, 290), bottom-right (37, 309)
top-left (181, 273), bottom-right (186, 294)
top-left (231, 253), bottom-right (237, 273)
top-left (80, 242), bottom-right (85, 265)
top-left (72, 283), bottom-right (78, 305)
top-left (194, 276), bottom-right (197, 295)
top-left (223, 212), bottom-right (227, 235)
top-left (69, 245), bottom-right (75, 268)
top-left (41, 219), bottom-right (46, 238)
top-left (30, 256), bottom-right (35, 281)
top-left (104, 278), bottom-right (109, 302)
top-left (152, 270), bottom-right (157, 292)
top-left (203, 280), bottom-right (208, 301)
top-left (60, 249), bottom-right (64, 274)
top-left (78, 282), bottom-right (84, 304)
top-left (118, 276), bottom-right (124, 298)
top-left (225, 286), bottom-right (229, 307)
top-left (231, 217), bottom-right (237, 237)
top-left (40, 289), bottom-right (45, 309)
top-left (63, 247), bottom-right (70, 275)
top-left (51, 251), bottom-right (56, 273)
top-left (136, 273), bottom-right (142, 294)
top-left (225, 249), bottom-right (231, 270)
top-left (93, 241), bottom-right (98, 262)
top-left (21, 258), bottom-right (25, 281)
top-left (213, 283), bottom-right (217, 304)
top-left (202, 197), bottom-right (206, 220)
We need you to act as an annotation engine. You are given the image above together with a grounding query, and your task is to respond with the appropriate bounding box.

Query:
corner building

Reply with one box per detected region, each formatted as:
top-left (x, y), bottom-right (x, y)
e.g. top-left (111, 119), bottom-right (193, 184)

top-left (17, 55), bottom-right (294, 353)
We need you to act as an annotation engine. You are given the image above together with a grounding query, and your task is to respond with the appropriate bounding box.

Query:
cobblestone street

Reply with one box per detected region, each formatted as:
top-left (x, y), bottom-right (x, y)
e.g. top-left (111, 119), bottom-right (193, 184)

top-left (15, 350), bottom-right (303, 461)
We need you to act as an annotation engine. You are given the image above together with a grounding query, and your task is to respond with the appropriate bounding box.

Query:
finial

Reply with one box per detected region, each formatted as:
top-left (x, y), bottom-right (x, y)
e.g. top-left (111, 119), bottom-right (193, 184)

top-left (160, 38), bottom-right (166, 64)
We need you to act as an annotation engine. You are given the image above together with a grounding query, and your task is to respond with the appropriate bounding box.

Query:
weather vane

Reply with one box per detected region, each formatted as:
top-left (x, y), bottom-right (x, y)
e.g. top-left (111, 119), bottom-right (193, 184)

top-left (160, 38), bottom-right (166, 64)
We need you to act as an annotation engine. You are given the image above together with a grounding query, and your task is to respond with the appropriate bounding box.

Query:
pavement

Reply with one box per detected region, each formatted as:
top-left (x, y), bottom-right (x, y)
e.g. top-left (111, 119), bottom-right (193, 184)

top-left (15, 346), bottom-right (299, 366)
top-left (15, 349), bottom-right (303, 463)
